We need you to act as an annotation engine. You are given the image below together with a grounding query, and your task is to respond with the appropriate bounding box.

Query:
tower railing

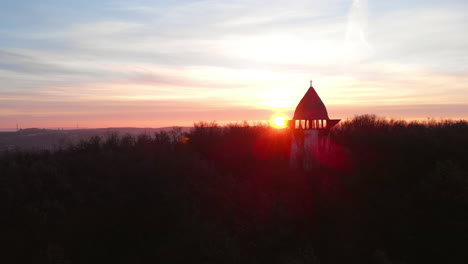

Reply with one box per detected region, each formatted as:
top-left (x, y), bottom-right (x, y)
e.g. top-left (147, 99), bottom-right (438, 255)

top-left (287, 119), bottom-right (329, 130)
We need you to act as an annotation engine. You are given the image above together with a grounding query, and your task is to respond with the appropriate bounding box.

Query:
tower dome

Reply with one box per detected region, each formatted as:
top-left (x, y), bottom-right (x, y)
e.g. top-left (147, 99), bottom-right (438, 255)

top-left (293, 84), bottom-right (330, 120)
top-left (288, 82), bottom-right (340, 130)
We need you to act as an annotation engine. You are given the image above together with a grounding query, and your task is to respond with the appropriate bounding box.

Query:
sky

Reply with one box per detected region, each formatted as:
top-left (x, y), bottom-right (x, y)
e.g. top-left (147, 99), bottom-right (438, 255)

top-left (1, 0), bottom-right (467, 129)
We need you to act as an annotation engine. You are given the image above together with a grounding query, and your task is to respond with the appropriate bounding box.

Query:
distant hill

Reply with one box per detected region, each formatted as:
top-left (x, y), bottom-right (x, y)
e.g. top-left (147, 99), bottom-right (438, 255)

top-left (0, 127), bottom-right (191, 151)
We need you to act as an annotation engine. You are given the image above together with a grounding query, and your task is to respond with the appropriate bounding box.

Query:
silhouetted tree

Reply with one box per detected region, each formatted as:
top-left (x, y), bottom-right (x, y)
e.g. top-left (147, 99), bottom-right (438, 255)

top-left (0, 116), bottom-right (467, 263)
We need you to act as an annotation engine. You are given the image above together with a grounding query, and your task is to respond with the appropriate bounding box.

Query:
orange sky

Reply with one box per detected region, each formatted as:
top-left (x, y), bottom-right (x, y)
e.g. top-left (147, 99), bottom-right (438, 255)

top-left (1, 0), bottom-right (467, 129)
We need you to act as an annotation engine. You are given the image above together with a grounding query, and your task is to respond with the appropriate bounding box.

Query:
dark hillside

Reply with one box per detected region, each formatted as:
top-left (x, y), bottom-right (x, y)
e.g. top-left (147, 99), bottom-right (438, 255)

top-left (1, 115), bottom-right (467, 263)
top-left (0, 127), bottom-right (191, 151)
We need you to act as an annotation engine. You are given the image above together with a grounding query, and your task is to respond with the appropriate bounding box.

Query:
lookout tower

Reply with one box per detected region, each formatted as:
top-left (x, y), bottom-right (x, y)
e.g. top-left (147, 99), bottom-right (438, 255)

top-left (288, 81), bottom-right (340, 170)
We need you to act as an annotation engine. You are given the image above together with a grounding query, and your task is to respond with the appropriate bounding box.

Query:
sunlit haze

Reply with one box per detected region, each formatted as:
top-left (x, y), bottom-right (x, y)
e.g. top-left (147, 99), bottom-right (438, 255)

top-left (1, 0), bottom-right (467, 129)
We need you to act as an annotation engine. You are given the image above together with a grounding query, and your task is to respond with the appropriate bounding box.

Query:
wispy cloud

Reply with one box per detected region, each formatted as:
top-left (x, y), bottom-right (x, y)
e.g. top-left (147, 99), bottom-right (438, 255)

top-left (0, 0), bottom-right (467, 128)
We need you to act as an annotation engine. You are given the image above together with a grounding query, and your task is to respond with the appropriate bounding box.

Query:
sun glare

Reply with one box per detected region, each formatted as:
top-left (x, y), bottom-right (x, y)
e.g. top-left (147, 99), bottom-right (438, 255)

top-left (271, 115), bottom-right (287, 129)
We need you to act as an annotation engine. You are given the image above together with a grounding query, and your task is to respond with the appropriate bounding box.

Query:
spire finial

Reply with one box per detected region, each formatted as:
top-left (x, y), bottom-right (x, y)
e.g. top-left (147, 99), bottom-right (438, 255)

top-left (310, 80), bottom-right (313, 87)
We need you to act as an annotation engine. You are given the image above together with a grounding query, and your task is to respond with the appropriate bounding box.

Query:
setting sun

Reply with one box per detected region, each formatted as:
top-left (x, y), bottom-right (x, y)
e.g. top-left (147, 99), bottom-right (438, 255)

top-left (271, 115), bottom-right (288, 129)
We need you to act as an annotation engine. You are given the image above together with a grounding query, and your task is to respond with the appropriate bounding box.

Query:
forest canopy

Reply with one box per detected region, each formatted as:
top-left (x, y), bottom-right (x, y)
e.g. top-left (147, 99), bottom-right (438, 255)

top-left (1, 115), bottom-right (467, 264)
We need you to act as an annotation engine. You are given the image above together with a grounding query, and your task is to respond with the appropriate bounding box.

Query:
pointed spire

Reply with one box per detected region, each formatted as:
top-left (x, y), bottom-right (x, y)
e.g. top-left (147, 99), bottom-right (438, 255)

top-left (293, 83), bottom-right (329, 120)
